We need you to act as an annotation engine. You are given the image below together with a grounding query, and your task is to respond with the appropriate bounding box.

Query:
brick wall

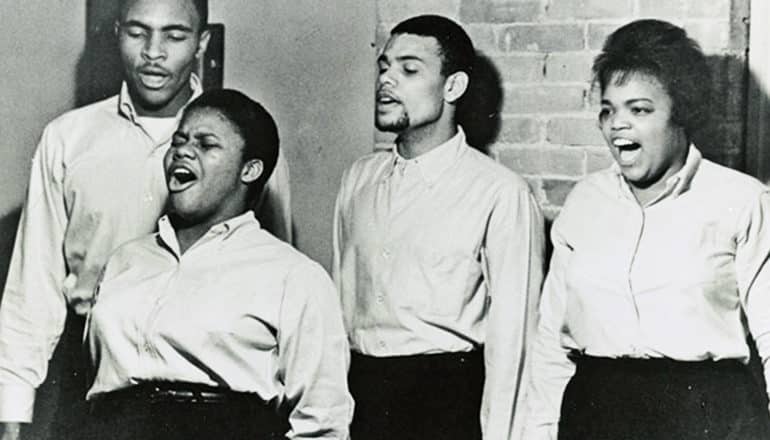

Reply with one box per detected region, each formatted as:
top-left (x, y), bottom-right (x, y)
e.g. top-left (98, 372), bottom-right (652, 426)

top-left (375, 0), bottom-right (750, 218)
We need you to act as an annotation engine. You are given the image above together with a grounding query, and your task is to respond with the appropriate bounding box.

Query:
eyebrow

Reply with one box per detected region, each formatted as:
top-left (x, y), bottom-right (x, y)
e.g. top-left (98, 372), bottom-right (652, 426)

top-left (377, 54), bottom-right (425, 64)
top-left (121, 20), bottom-right (195, 33)
top-left (600, 97), bottom-right (654, 105)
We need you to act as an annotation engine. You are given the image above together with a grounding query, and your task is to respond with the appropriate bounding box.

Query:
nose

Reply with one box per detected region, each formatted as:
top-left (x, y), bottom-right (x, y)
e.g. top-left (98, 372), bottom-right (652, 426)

top-left (171, 142), bottom-right (196, 159)
top-left (608, 111), bottom-right (631, 131)
top-left (142, 32), bottom-right (166, 61)
top-left (378, 66), bottom-right (395, 87)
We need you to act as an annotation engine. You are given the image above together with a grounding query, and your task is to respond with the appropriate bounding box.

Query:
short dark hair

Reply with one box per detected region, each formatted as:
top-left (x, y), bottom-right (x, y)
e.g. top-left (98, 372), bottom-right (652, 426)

top-left (118, 0), bottom-right (209, 32)
top-left (184, 89), bottom-right (279, 205)
top-left (391, 15), bottom-right (475, 77)
top-left (592, 19), bottom-right (711, 137)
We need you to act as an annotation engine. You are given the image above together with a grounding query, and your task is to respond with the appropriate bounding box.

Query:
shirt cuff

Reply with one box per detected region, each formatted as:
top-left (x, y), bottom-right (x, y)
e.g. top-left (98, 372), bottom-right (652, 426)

top-left (0, 384), bottom-right (35, 422)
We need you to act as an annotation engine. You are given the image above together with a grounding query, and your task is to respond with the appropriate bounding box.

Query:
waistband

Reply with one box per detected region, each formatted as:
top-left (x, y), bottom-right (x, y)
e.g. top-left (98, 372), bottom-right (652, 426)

top-left (572, 355), bottom-right (745, 375)
top-left (91, 381), bottom-right (268, 406)
top-left (351, 350), bottom-right (483, 371)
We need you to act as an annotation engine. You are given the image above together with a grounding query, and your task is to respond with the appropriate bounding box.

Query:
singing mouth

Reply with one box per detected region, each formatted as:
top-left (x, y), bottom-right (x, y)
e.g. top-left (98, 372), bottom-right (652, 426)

top-left (138, 67), bottom-right (171, 89)
top-left (167, 164), bottom-right (198, 192)
top-left (612, 138), bottom-right (642, 165)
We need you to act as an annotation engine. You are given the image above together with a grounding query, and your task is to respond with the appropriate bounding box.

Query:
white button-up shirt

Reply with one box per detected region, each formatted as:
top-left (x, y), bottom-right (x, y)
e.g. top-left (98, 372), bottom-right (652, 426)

top-left (333, 128), bottom-right (545, 440)
top-left (0, 78), bottom-right (291, 422)
top-left (524, 146), bottom-right (770, 439)
top-left (88, 212), bottom-right (352, 439)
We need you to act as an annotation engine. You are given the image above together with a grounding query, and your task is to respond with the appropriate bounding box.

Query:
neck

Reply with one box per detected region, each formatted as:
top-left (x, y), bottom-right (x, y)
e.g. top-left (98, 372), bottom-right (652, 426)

top-left (397, 121), bottom-right (458, 159)
top-left (132, 83), bottom-right (193, 118)
top-left (174, 222), bottom-right (210, 255)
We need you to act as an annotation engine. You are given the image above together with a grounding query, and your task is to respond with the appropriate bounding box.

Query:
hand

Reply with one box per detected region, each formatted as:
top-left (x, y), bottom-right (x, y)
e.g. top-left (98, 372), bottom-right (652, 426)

top-left (0, 423), bottom-right (21, 440)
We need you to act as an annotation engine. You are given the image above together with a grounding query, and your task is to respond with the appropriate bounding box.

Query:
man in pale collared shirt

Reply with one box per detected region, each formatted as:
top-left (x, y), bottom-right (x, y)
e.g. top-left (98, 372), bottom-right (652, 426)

top-left (0, 1), bottom-right (290, 438)
top-left (333, 14), bottom-right (545, 440)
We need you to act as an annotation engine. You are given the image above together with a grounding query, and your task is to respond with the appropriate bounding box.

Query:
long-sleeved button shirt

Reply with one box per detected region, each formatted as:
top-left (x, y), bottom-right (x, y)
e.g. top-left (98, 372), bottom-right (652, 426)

top-left (87, 212), bottom-right (352, 439)
top-left (0, 77), bottom-right (292, 422)
top-left (523, 146), bottom-right (770, 439)
top-left (332, 128), bottom-right (545, 440)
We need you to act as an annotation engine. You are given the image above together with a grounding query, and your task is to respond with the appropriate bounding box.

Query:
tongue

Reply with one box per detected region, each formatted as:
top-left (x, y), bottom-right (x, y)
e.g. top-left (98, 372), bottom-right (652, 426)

top-left (619, 147), bottom-right (641, 164)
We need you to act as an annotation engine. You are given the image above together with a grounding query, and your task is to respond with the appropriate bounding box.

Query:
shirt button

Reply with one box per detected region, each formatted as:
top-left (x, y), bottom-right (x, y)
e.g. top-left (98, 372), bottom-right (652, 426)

top-left (376, 294), bottom-right (385, 304)
top-left (379, 340), bottom-right (387, 349)
top-left (382, 249), bottom-right (391, 259)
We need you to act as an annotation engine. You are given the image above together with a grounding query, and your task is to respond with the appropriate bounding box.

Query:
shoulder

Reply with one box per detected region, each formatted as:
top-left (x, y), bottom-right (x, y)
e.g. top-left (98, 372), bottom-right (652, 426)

top-left (694, 159), bottom-right (767, 199)
top-left (46, 95), bottom-right (119, 133)
top-left (342, 149), bottom-right (392, 182)
top-left (461, 147), bottom-right (534, 197)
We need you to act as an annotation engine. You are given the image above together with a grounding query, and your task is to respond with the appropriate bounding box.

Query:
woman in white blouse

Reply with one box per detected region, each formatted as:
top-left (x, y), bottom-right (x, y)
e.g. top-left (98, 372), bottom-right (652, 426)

top-left (78, 89), bottom-right (353, 440)
top-left (523, 19), bottom-right (770, 440)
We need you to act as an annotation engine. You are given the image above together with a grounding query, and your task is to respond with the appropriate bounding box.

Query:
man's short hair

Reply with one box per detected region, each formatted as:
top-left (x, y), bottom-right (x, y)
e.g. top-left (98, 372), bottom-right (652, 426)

top-left (184, 89), bottom-right (279, 204)
top-left (390, 15), bottom-right (475, 77)
top-left (592, 19), bottom-right (711, 137)
top-left (118, 0), bottom-right (209, 32)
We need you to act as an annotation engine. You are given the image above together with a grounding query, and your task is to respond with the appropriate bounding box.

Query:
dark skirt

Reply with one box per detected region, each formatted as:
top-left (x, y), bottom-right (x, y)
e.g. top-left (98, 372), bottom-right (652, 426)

top-left (349, 350), bottom-right (484, 440)
top-left (71, 382), bottom-right (288, 440)
top-left (558, 356), bottom-right (770, 440)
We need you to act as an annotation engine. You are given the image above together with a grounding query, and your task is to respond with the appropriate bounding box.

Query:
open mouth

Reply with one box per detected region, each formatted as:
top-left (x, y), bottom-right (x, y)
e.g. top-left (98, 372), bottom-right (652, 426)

top-left (167, 166), bottom-right (198, 192)
top-left (138, 69), bottom-right (170, 90)
top-left (613, 138), bottom-right (642, 165)
top-left (376, 91), bottom-right (400, 106)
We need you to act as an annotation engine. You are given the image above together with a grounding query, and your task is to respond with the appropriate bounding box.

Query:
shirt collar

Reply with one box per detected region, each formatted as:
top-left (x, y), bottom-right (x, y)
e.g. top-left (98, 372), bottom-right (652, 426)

top-left (156, 210), bottom-right (260, 257)
top-left (613, 144), bottom-right (702, 204)
top-left (387, 126), bottom-right (466, 185)
top-left (118, 73), bottom-right (203, 123)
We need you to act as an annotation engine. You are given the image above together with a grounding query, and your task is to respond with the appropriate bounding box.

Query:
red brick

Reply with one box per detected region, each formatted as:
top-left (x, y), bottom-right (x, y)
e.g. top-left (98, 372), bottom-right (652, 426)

top-left (547, 117), bottom-right (604, 146)
top-left (466, 24), bottom-right (498, 54)
top-left (498, 24), bottom-right (584, 52)
top-left (377, 0), bottom-right (461, 23)
top-left (546, 0), bottom-right (633, 20)
top-left (460, 0), bottom-right (542, 23)
top-left (542, 178), bottom-right (578, 206)
top-left (498, 117), bottom-right (542, 143)
top-left (502, 85), bottom-right (585, 114)
top-left (498, 147), bottom-right (586, 176)
top-left (686, 0), bottom-right (729, 18)
top-left (586, 147), bottom-right (614, 172)
top-left (544, 53), bottom-right (593, 82)
top-left (494, 55), bottom-right (545, 83)
top-left (683, 20), bottom-right (729, 51)
top-left (587, 23), bottom-right (621, 50)
top-left (639, 0), bottom-right (686, 17)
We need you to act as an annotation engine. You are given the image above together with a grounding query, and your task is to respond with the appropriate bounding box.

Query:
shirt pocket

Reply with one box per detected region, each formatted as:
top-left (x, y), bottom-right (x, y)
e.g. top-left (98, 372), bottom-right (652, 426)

top-left (405, 243), bottom-right (482, 317)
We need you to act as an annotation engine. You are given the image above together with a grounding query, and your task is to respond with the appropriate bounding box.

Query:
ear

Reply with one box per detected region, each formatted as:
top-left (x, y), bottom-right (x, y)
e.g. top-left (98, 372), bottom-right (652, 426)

top-left (195, 29), bottom-right (212, 59)
top-left (241, 159), bottom-right (263, 184)
top-left (114, 20), bottom-right (120, 38)
top-left (444, 71), bottom-right (469, 104)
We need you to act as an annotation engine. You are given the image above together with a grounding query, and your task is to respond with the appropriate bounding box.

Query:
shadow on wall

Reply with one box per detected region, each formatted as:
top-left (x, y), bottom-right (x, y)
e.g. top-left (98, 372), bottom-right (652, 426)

top-left (457, 53), bottom-right (503, 155)
top-left (0, 208), bottom-right (21, 295)
top-left (690, 54), bottom-right (749, 171)
top-left (76, 0), bottom-right (122, 107)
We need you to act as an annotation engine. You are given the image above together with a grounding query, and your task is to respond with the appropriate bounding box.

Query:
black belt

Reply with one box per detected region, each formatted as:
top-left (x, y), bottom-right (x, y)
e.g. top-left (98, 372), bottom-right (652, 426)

top-left (92, 381), bottom-right (266, 406)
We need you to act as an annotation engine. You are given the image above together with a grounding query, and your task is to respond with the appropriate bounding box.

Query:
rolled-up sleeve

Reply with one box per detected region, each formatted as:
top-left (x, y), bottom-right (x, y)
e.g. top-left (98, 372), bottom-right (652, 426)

top-left (0, 125), bottom-right (69, 422)
top-left (480, 182), bottom-right (545, 440)
top-left (277, 261), bottom-right (353, 439)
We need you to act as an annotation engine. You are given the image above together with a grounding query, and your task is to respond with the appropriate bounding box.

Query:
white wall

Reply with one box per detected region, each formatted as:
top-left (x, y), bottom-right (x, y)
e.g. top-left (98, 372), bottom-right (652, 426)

top-left (210, 1), bottom-right (376, 269)
top-left (0, 1), bottom-right (85, 215)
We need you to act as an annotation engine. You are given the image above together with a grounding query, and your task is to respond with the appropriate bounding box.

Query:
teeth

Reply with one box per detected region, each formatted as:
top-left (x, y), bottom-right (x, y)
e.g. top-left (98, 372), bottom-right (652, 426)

top-left (613, 138), bottom-right (634, 147)
top-left (172, 168), bottom-right (196, 184)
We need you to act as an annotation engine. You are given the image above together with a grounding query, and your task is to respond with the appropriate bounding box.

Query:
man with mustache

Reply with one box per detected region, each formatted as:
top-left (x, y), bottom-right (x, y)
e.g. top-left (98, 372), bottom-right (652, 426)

top-left (0, 1), bottom-right (290, 439)
top-left (332, 14), bottom-right (545, 440)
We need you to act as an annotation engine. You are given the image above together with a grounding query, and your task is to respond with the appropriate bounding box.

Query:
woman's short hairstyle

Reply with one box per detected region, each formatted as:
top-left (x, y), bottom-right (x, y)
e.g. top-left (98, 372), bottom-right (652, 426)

top-left (184, 89), bottom-right (279, 205)
top-left (592, 19), bottom-right (711, 137)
